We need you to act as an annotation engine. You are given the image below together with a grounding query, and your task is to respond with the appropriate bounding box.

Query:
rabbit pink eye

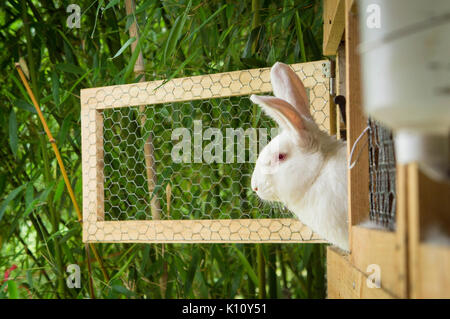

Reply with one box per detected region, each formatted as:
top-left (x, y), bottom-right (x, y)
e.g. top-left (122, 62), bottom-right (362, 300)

top-left (278, 153), bottom-right (287, 161)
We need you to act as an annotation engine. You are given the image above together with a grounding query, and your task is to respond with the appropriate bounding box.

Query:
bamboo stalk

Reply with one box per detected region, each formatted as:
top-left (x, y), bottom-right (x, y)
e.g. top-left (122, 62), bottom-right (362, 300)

top-left (85, 243), bottom-right (96, 299)
top-left (257, 244), bottom-right (266, 299)
top-left (21, 1), bottom-right (65, 297)
top-left (125, 0), bottom-right (161, 220)
top-left (125, 0), bottom-right (165, 298)
top-left (246, 246), bottom-right (256, 298)
top-left (268, 245), bottom-right (277, 298)
top-left (15, 63), bottom-right (110, 285)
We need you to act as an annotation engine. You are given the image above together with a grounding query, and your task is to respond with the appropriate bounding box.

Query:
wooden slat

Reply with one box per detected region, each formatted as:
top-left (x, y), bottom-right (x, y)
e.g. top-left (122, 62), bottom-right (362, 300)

top-left (81, 104), bottom-right (104, 241)
top-left (81, 60), bottom-right (330, 124)
top-left (323, 0), bottom-right (346, 56)
top-left (408, 163), bottom-right (450, 298)
top-left (345, 0), bottom-right (369, 235)
top-left (395, 164), bottom-right (409, 297)
top-left (336, 43), bottom-right (346, 140)
top-left (350, 226), bottom-right (407, 298)
top-left (416, 243), bottom-right (450, 298)
top-left (83, 219), bottom-right (325, 243)
top-left (327, 247), bottom-right (395, 299)
top-left (348, 165), bottom-right (409, 298)
top-left (417, 166), bottom-right (450, 238)
top-left (408, 164), bottom-right (420, 298)
top-left (95, 110), bottom-right (104, 221)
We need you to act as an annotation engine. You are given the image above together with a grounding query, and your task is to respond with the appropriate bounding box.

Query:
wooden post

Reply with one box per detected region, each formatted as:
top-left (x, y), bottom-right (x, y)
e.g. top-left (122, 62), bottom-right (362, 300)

top-left (345, 0), bottom-right (369, 235)
top-left (336, 43), bottom-right (346, 140)
top-left (323, 0), bottom-right (345, 56)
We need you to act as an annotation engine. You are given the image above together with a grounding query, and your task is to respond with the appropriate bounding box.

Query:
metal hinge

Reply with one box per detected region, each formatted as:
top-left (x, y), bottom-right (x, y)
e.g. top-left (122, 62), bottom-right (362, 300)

top-left (322, 60), bottom-right (336, 96)
top-left (322, 61), bottom-right (331, 78)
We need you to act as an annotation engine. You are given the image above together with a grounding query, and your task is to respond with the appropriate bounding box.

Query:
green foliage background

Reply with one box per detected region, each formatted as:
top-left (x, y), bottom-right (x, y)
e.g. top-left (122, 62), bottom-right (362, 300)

top-left (0, 0), bottom-right (326, 299)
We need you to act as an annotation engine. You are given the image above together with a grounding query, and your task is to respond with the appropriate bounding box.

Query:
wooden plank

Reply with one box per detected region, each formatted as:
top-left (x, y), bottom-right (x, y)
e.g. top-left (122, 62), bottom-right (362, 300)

top-left (81, 61), bottom-right (332, 134)
top-left (349, 165), bottom-right (409, 298)
top-left (416, 243), bottom-right (450, 298)
top-left (345, 0), bottom-right (369, 235)
top-left (408, 164), bottom-right (420, 297)
top-left (417, 166), bottom-right (450, 238)
top-left (95, 110), bottom-right (104, 221)
top-left (346, 0), bottom-right (355, 12)
top-left (408, 163), bottom-right (450, 298)
top-left (80, 96), bottom-right (104, 241)
top-left (323, 0), bottom-right (346, 56)
top-left (80, 60), bottom-right (332, 134)
top-left (83, 219), bottom-right (325, 243)
top-left (395, 164), bottom-right (409, 297)
top-left (351, 226), bottom-right (407, 298)
top-left (327, 247), bottom-right (395, 299)
top-left (336, 43), bottom-right (346, 140)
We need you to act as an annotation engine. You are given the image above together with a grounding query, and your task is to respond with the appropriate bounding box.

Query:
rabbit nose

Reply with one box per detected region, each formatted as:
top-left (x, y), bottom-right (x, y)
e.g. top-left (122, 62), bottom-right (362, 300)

top-left (253, 186), bottom-right (258, 191)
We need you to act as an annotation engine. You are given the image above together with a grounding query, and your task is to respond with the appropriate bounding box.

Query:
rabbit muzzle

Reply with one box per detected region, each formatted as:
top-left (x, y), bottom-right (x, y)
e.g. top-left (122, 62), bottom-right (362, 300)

top-left (251, 168), bottom-right (278, 201)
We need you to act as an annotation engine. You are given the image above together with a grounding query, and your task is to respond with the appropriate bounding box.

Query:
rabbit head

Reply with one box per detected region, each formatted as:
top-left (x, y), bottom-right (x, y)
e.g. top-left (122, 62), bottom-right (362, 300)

top-left (250, 62), bottom-right (329, 206)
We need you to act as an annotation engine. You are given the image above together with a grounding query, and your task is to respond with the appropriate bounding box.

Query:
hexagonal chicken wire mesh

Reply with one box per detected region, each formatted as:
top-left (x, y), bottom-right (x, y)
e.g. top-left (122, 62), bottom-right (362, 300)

top-left (81, 61), bottom-right (332, 243)
top-left (368, 118), bottom-right (397, 230)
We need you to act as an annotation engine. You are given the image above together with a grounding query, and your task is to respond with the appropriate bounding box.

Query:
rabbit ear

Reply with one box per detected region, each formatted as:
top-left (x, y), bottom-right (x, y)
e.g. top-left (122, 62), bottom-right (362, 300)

top-left (270, 62), bottom-right (312, 119)
top-left (250, 95), bottom-right (308, 142)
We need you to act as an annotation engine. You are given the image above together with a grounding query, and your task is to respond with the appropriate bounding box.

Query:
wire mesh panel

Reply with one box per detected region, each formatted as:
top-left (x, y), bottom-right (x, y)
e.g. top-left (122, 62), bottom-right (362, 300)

top-left (368, 118), bottom-right (397, 230)
top-left (81, 61), bottom-right (332, 243)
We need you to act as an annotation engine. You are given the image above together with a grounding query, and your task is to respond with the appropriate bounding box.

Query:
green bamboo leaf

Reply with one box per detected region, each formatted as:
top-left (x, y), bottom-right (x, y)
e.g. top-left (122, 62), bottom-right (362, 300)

top-left (231, 244), bottom-right (258, 286)
top-left (112, 285), bottom-right (136, 298)
top-left (39, 183), bottom-right (55, 203)
top-left (184, 249), bottom-right (200, 296)
top-left (163, 16), bottom-right (183, 64)
top-left (304, 27), bottom-right (322, 59)
top-left (103, 0), bottom-right (120, 11)
top-left (135, 0), bottom-right (155, 15)
top-left (55, 63), bottom-right (84, 75)
top-left (218, 25), bottom-right (234, 46)
top-left (51, 71), bottom-right (60, 107)
top-left (111, 245), bottom-right (138, 281)
top-left (15, 99), bottom-right (36, 114)
top-left (53, 178), bottom-right (65, 204)
top-left (163, 0), bottom-right (192, 64)
top-left (0, 282), bottom-right (7, 298)
top-left (157, 48), bottom-right (199, 89)
top-left (185, 4), bottom-right (228, 43)
top-left (11, 74), bottom-right (29, 101)
top-left (0, 185), bottom-right (26, 222)
top-left (122, 38), bottom-right (142, 83)
top-left (0, 174), bottom-right (6, 197)
top-left (26, 270), bottom-right (33, 289)
top-left (91, 0), bottom-right (104, 38)
top-left (57, 113), bottom-right (72, 147)
top-left (9, 109), bottom-right (18, 157)
top-left (110, 37), bottom-right (136, 60)
top-left (60, 69), bottom-right (92, 105)
top-left (7, 281), bottom-right (19, 299)
top-left (7, 183), bottom-right (55, 237)
top-left (295, 11), bottom-right (306, 62)
top-left (60, 228), bottom-right (79, 244)
top-left (121, 15), bottom-right (154, 83)
top-left (25, 183), bottom-right (34, 208)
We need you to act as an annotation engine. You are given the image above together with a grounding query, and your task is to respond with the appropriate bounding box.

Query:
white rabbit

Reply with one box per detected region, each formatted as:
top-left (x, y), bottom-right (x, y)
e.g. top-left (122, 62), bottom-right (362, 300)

top-left (250, 62), bottom-right (349, 251)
